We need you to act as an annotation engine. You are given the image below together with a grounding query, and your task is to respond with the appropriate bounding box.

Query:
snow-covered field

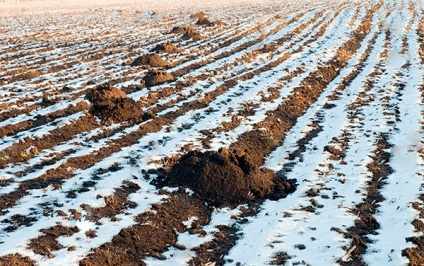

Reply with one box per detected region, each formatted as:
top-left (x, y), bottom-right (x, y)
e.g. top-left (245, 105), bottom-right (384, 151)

top-left (0, 0), bottom-right (423, 265)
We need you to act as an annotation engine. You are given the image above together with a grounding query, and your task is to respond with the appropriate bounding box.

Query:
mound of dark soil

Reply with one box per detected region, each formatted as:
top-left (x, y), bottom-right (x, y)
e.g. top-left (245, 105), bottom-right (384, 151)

top-left (172, 26), bottom-right (203, 41)
top-left (197, 18), bottom-right (227, 27)
top-left (150, 43), bottom-right (182, 53)
top-left (211, 20), bottom-right (226, 27)
top-left (196, 18), bottom-right (212, 26)
top-left (130, 54), bottom-right (170, 68)
top-left (143, 69), bottom-right (175, 87)
top-left (166, 148), bottom-right (296, 207)
top-left (85, 84), bottom-right (143, 125)
top-left (191, 11), bottom-right (206, 20)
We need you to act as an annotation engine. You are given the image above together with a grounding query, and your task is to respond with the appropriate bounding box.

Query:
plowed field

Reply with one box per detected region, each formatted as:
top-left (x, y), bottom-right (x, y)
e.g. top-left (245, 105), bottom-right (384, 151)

top-left (0, 0), bottom-right (423, 265)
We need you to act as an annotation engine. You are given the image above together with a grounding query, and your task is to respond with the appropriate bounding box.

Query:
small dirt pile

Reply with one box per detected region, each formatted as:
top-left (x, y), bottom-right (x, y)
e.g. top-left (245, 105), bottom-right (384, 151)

top-left (130, 54), bottom-right (170, 68)
top-left (172, 26), bottom-right (203, 41)
top-left (196, 18), bottom-right (226, 27)
top-left (191, 12), bottom-right (226, 27)
top-left (150, 43), bottom-right (181, 53)
top-left (85, 84), bottom-right (143, 125)
top-left (166, 148), bottom-right (296, 207)
top-left (191, 11), bottom-right (206, 20)
top-left (196, 18), bottom-right (212, 26)
top-left (143, 69), bottom-right (174, 87)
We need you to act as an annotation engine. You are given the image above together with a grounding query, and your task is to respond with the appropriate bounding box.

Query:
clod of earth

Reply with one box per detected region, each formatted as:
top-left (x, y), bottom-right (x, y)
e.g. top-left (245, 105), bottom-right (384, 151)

top-left (196, 18), bottom-right (226, 27)
top-left (143, 69), bottom-right (175, 87)
top-left (150, 43), bottom-right (182, 53)
top-left (191, 11), bottom-right (206, 20)
top-left (166, 147), bottom-right (296, 207)
top-left (171, 26), bottom-right (203, 41)
top-left (85, 84), bottom-right (145, 125)
top-left (130, 54), bottom-right (170, 68)
top-left (196, 18), bottom-right (212, 26)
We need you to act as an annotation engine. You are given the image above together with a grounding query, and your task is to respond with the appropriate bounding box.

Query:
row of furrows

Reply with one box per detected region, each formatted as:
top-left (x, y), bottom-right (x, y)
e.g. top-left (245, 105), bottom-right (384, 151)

top-left (0, 4), bottom-right (274, 91)
top-left (0, 7), bottom-right (288, 149)
top-left (0, 2), bottom-right (333, 221)
top-left (0, 6), bottom-right (286, 128)
top-left (0, 6), bottom-right (248, 111)
top-left (217, 2), bottom-right (393, 265)
top-left (73, 1), bottom-right (380, 264)
top-left (0, 1), bottom-right (364, 264)
top-left (85, 1), bottom-right (374, 264)
top-left (0, 6), bottom-right (322, 175)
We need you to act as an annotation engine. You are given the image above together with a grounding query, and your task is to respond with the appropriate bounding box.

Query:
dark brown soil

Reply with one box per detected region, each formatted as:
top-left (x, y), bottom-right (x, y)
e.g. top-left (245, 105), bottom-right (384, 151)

top-left (130, 54), bottom-right (170, 68)
top-left (28, 225), bottom-right (79, 258)
top-left (196, 18), bottom-right (212, 26)
top-left (150, 43), bottom-right (182, 53)
top-left (172, 26), bottom-right (203, 41)
top-left (403, 203), bottom-right (424, 265)
top-left (143, 69), bottom-right (175, 87)
top-left (0, 254), bottom-right (35, 266)
top-left (80, 191), bottom-right (211, 266)
top-left (402, 16), bottom-right (424, 266)
top-left (81, 181), bottom-right (140, 221)
top-left (191, 11), bottom-right (206, 20)
top-left (190, 224), bottom-right (238, 265)
top-left (338, 134), bottom-right (393, 265)
top-left (196, 18), bottom-right (226, 27)
top-left (85, 84), bottom-right (144, 125)
top-left (166, 147), bottom-right (296, 207)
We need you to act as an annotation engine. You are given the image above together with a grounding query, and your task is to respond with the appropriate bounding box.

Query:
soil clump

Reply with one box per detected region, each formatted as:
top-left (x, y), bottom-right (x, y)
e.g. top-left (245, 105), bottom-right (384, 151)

top-left (85, 84), bottom-right (144, 125)
top-left (196, 18), bottom-right (226, 27)
top-left (191, 11), bottom-right (206, 20)
top-left (130, 54), bottom-right (170, 68)
top-left (172, 26), bottom-right (203, 41)
top-left (166, 147), bottom-right (296, 207)
top-left (143, 69), bottom-right (175, 87)
top-left (150, 43), bottom-right (181, 53)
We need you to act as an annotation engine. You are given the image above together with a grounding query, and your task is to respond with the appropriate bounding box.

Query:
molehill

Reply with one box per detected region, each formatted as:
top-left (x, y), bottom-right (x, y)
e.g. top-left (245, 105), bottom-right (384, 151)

top-left (85, 84), bottom-right (151, 125)
top-left (166, 147), bottom-right (296, 207)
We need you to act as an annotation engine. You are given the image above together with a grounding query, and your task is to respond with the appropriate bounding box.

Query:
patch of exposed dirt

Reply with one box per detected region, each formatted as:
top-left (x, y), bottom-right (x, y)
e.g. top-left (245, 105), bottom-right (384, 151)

top-left (196, 17), bottom-right (226, 27)
top-left (166, 147), bottom-right (296, 207)
top-left (150, 42), bottom-right (182, 53)
top-left (85, 83), bottom-right (144, 125)
top-left (191, 11), bottom-right (206, 20)
top-left (0, 254), bottom-right (35, 266)
top-left (28, 225), bottom-right (79, 258)
top-left (0, 101), bottom-right (89, 138)
top-left (337, 134), bottom-right (393, 265)
top-left (130, 54), bottom-right (170, 68)
top-left (0, 178), bottom-right (63, 215)
top-left (143, 69), bottom-right (175, 87)
top-left (190, 224), bottom-right (238, 265)
top-left (403, 196), bottom-right (424, 265)
top-left (81, 181), bottom-right (140, 221)
top-left (80, 191), bottom-right (211, 266)
top-left (172, 26), bottom-right (203, 41)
